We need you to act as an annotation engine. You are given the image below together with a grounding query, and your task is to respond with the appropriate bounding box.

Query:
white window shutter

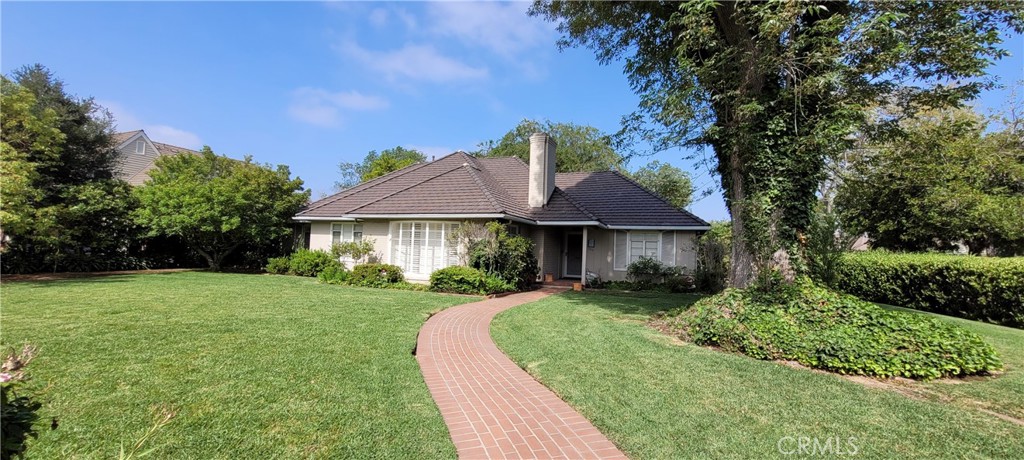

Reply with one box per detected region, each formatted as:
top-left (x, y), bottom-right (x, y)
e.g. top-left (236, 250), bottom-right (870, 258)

top-left (661, 231), bottom-right (675, 266)
top-left (614, 231), bottom-right (628, 271)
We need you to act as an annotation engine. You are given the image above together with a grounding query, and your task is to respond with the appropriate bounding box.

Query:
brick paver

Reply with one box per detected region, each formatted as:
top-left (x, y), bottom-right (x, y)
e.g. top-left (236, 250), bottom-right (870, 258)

top-left (416, 289), bottom-right (627, 460)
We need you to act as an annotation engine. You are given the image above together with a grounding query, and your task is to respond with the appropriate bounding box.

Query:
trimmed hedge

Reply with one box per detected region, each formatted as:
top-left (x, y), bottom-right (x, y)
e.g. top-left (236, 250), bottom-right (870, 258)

top-left (834, 252), bottom-right (1024, 327)
top-left (349, 263), bottom-right (405, 288)
top-left (662, 280), bottom-right (1002, 380)
top-left (430, 266), bottom-right (513, 295)
top-left (287, 250), bottom-right (338, 277)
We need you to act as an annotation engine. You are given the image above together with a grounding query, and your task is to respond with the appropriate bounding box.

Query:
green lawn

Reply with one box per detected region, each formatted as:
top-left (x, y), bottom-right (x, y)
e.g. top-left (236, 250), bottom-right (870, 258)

top-left (1, 272), bottom-right (474, 459)
top-left (491, 290), bottom-right (1024, 459)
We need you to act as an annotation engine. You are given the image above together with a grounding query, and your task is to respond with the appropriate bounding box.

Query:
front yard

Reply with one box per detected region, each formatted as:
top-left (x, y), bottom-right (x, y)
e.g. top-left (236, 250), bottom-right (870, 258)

top-left (491, 290), bottom-right (1024, 459)
top-left (5, 273), bottom-right (1022, 459)
top-left (0, 272), bottom-right (474, 458)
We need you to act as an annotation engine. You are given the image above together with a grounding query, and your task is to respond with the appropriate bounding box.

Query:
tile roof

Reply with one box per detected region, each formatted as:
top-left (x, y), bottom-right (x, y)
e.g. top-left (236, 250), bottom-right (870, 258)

top-left (296, 151), bottom-right (710, 229)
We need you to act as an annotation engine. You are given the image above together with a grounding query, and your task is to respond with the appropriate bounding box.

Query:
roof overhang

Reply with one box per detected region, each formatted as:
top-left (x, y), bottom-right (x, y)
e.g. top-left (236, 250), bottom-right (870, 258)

top-left (604, 225), bottom-right (711, 231)
top-left (292, 214), bottom-right (709, 230)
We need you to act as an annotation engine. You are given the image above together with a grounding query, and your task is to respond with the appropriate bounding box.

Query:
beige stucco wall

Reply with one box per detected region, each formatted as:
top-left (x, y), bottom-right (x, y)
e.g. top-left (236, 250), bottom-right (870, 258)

top-left (584, 228), bottom-right (701, 282)
top-left (308, 220), bottom-right (390, 263)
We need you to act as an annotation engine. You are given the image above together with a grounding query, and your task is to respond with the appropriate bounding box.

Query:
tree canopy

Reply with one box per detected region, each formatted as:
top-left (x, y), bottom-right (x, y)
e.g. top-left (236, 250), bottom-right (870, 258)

top-left (475, 119), bottom-right (625, 172)
top-left (836, 106), bottom-right (1024, 255)
top-left (1, 65), bottom-right (135, 273)
top-left (629, 161), bottom-right (694, 210)
top-left (532, 1), bottom-right (1024, 287)
top-left (134, 148), bottom-right (309, 270)
top-left (336, 146), bottom-right (426, 190)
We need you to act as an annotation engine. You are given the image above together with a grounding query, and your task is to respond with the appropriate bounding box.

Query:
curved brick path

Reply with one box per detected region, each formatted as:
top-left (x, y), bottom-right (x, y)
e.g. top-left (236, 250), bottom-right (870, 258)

top-left (416, 289), bottom-right (627, 460)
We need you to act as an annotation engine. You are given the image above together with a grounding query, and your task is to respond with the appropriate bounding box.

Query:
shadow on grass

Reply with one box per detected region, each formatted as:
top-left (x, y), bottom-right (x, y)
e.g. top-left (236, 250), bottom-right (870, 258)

top-left (548, 289), bottom-right (704, 317)
top-left (1, 270), bottom-right (200, 288)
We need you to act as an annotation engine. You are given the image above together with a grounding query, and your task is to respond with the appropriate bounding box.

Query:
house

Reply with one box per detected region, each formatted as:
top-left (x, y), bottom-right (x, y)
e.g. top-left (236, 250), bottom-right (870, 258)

top-left (293, 133), bottom-right (710, 285)
top-left (111, 130), bottom-right (199, 185)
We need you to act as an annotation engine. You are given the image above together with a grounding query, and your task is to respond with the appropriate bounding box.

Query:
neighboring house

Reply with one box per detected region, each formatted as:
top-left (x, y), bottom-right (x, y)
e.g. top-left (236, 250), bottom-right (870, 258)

top-left (294, 133), bottom-right (711, 284)
top-left (111, 130), bottom-right (199, 186)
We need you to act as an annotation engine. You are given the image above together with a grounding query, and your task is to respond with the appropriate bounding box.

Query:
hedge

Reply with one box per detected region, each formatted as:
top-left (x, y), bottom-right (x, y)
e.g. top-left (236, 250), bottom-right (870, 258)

top-left (429, 266), bottom-right (513, 295)
top-left (834, 251), bottom-right (1024, 328)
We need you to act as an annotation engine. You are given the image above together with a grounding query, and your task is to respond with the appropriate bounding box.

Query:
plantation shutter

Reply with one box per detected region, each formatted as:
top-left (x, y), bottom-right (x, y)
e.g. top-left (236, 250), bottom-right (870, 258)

top-left (613, 231), bottom-right (628, 271)
top-left (661, 231), bottom-right (675, 266)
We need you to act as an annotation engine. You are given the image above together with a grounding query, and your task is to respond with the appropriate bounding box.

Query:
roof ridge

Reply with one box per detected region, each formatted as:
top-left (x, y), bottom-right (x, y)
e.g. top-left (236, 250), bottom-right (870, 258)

top-left (551, 187), bottom-right (599, 221)
top-left (346, 163), bottom-right (473, 214)
top-left (299, 158), bottom-right (436, 214)
top-left (463, 163), bottom-right (505, 214)
top-left (610, 170), bottom-right (710, 226)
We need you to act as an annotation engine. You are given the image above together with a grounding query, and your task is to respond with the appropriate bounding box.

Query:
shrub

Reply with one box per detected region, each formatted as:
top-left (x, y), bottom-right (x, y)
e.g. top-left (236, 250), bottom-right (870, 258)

top-left (662, 279), bottom-right (1002, 380)
top-left (287, 249), bottom-right (337, 277)
top-left (317, 264), bottom-right (350, 285)
top-left (627, 256), bottom-right (668, 289)
top-left (834, 251), bottom-right (1024, 327)
top-left (694, 229), bottom-right (729, 294)
top-left (804, 208), bottom-right (858, 287)
top-left (2, 345), bottom-right (44, 460)
top-left (350, 263), bottom-right (404, 288)
top-left (265, 256), bottom-right (291, 275)
top-left (330, 239), bottom-right (377, 264)
top-left (430, 266), bottom-right (488, 294)
top-left (469, 222), bottom-right (538, 291)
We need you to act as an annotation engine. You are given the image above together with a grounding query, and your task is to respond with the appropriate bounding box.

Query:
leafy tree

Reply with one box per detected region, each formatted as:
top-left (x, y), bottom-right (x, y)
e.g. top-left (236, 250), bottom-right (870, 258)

top-left (629, 161), bottom-right (694, 209)
top-left (336, 146), bottom-right (425, 190)
top-left (0, 78), bottom-right (60, 239)
top-left (532, 1), bottom-right (1023, 287)
top-left (476, 119), bottom-right (625, 172)
top-left (134, 148), bottom-right (310, 271)
top-left (836, 107), bottom-right (1024, 255)
top-left (1, 66), bottom-right (134, 273)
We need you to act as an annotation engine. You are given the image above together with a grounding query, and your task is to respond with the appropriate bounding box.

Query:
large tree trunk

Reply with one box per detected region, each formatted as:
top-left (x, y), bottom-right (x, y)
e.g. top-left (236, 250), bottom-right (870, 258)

top-left (727, 152), bottom-right (755, 288)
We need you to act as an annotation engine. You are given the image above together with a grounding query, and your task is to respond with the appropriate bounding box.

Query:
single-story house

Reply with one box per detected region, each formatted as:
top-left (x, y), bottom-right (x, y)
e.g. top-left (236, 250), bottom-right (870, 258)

top-left (112, 130), bottom-right (199, 186)
top-left (293, 133), bottom-right (710, 285)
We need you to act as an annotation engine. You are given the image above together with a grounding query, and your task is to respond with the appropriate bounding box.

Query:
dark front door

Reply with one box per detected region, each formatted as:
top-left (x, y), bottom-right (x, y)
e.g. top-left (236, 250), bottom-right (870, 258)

top-left (564, 233), bottom-right (583, 278)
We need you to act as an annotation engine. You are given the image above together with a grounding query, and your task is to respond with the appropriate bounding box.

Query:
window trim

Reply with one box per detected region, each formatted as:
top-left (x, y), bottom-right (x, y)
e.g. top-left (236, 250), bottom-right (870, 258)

top-left (388, 220), bottom-right (461, 279)
top-left (614, 230), bottom-right (676, 271)
top-left (135, 139), bottom-right (145, 154)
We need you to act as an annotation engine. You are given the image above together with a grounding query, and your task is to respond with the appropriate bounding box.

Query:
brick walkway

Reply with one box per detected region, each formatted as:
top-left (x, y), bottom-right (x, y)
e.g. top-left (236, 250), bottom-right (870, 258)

top-left (416, 289), bottom-right (627, 460)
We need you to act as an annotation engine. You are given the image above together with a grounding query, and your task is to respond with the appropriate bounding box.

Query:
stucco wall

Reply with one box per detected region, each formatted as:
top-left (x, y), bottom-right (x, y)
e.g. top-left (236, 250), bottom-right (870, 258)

top-left (309, 220), bottom-right (390, 263)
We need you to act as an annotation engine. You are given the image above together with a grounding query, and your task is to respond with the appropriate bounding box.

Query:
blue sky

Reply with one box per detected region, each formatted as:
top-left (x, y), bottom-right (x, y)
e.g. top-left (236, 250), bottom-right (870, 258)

top-left (3, 1), bottom-right (1021, 221)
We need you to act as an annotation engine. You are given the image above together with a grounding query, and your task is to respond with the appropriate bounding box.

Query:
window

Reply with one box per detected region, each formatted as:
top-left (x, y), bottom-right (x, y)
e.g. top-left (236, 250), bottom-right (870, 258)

top-left (331, 223), bottom-right (363, 245)
top-left (629, 232), bottom-right (660, 263)
top-left (135, 139), bottom-right (145, 154)
top-left (614, 231), bottom-right (676, 270)
top-left (390, 222), bottom-right (460, 278)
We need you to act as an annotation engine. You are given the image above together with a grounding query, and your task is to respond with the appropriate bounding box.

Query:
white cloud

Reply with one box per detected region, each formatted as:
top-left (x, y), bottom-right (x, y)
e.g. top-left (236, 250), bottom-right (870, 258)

top-left (426, 2), bottom-right (554, 58)
top-left (144, 125), bottom-right (203, 150)
top-left (336, 40), bottom-right (489, 83)
top-left (100, 100), bottom-right (203, 149)
top-left (287, 87), bottom-right (389, 127)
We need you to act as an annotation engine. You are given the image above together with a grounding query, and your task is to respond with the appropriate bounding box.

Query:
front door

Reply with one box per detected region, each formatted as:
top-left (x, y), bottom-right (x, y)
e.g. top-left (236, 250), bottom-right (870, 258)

top-left (564, 232), bottom-right (583, 278)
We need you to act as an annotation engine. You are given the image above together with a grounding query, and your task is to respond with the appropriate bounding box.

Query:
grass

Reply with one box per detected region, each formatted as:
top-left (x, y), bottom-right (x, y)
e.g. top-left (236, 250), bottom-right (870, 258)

top-left (491, 290), bottom-right (1024, 459)
top-left (0, 272), bottom-right (475, 459)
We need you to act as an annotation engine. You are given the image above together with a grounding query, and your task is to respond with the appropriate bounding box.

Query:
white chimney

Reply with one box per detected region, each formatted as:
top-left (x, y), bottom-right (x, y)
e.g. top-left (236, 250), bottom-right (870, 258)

top-left (528, 132), bottom-right (556, 208)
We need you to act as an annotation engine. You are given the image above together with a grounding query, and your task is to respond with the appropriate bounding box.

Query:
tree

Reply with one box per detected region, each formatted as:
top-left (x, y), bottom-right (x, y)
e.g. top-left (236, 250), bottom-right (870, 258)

top-left (476, 119), bottom-right (625, 172)
top-left (835, 106), bottom-right (1024, 255)
top-left (335, 146), bottom-right (426, 190)
top-left (1, 66), bottom-right (134, 273)
top-left (630, 161), bottom-right (694, 209)
top-left (134, 148), bottom-right (310, 271)
top-left (532, 1), bottom-right (1023, 287)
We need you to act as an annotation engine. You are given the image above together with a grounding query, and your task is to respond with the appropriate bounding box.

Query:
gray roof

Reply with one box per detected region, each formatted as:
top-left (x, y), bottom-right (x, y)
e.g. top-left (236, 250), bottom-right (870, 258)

top-left (113, 131), bottom-right (199, 186)
top-left (296, 151), bottom-right (709, 229)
